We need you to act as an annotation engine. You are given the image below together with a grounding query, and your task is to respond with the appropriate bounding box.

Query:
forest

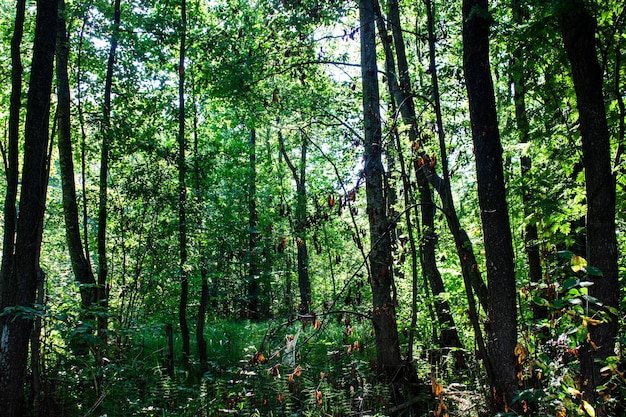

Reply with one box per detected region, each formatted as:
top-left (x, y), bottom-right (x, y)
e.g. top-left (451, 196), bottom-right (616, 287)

top-left (0, 0), bottom-right (624, 416)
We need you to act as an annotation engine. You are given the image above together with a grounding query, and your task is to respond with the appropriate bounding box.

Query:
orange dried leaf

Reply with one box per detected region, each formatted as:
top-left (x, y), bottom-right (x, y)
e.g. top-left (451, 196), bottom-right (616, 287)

top-left (315, 389), bottom-right (323, 405)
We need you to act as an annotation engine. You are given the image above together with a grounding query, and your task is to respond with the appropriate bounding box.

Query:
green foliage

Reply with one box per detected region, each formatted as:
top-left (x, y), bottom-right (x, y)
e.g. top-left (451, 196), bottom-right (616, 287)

top-left (0, 0), bottom-right (623, 415)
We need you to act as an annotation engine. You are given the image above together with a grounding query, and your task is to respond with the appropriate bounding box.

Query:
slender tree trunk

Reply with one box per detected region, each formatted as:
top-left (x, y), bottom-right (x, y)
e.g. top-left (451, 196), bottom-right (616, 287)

top-left (295, 131), bottom-right (310, 315)
top-left (0, 1), bottom-right (57, 414)
top-left (462, 0), bottom-right (518, 411)
top-left (178, 0), bottom-right (190, 367)
top-left (278, 130), bottom-right (311, 315)
top-left (423, 0), bottom-right (489, 313)
top-left (423, 0), bottom-right (489, 370)
top-left (97, 0), bottom-right (121, 345)
top-left (376, 0), bottom-right (463, 357)
top-left (359, 0), bottom-right (403, 380)
top-left (57, 0), bottom-right (97, 313)
top-left (558, 2), bottom-right (619, 412)
top-left (0, 0), bottom-right (25, 308)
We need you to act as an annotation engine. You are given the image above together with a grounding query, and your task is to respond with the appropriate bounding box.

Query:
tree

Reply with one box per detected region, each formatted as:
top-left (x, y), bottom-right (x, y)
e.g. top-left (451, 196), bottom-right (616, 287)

top-left (0, 0), bottom-right (25, 303)
top-left (57, 0), bottom-right (97, 317)
top-left (558, 0), bottom-right (619, 411)
top-left (462, 0), bottom-right (518, 410)
top-left (278, 129), bottom-right (311, 315)
top-left (97, 0), bottom-right (122, 345)
top-left (0, 0), bottom-right (57, 413)
top-left (359, 0), bottom-right (402, 380)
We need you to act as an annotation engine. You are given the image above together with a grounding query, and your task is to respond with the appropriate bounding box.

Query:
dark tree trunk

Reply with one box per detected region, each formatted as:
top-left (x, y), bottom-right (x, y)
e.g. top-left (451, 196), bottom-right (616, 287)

top-left (97, 0), bottom-right (121, 345)
top-left (278, 130), bottom-right (311, 315)
top-left (375, 0), bottom-right (463, 360)
top-left (0, 0), bottom-right (25, 309)
top-left (57, 0), bottom-right (97, 313)
top-left (177, 0), bottom-right (190, 368)
top-left (424, 0), bottom-right (489, 313)
top-left (0, 0), bottom-right (57, 414)
top-left (359, 0), bottom-right (403, 379)
top-left (462, 0), bottom-right (518, 411)
top-left (558, 2), bottom-right (619, 411)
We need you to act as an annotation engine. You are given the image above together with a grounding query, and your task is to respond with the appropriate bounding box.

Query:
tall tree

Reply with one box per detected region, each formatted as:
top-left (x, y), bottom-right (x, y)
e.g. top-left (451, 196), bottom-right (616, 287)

top-left (278, 130), bottom-right (311, 315)
top-left (558, 0), bottom-right (619, 411)
top-left (423, 0), bottom-right (489, 313)
top-left (97, 0), bottom-right (122, 344)
top-left (177, 0), bottom-right (190, 367)
top-left (57, 0), bottom-right (97, 315)
top-left (462, 0), bottom-right (518, 411)
top-left (0, 0), bottom-right (25, 307)
top-left (359, 0), bottom-right (403, 380)
top-left (0, 0), bottom-right (57, 413)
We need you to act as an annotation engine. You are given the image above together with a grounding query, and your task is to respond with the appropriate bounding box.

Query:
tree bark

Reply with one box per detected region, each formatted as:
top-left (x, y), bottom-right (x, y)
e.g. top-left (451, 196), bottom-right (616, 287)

top-left (375, 0), bottom-right (464, 360)
top-left (0, 0), bottom-right (57, 414)
top-left (278, 130), bottom-right (311, 315)
top-left (0, 0), bottom-right (25, 309)
top-left (462, 0), bottom-right (518, 410)
top-left (57, 0), bottom-right (97, 313)
top-left (359, 0), bottom-right (403, 379)
top-left (424, 0), bottom-right (489, 313)
top-left (558, 1), bottom-right (619, 411)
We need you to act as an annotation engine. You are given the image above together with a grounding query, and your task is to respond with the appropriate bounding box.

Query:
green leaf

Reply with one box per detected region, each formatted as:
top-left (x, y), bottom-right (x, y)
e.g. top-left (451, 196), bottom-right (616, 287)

top-left (562, 277), bottom-right (579, 290)
top-left (586, 266), bottom-right (603, 277)
top-left (533, 296), bottom-right (550, 307)
top-left (558, 250), bottom-right (574, 260)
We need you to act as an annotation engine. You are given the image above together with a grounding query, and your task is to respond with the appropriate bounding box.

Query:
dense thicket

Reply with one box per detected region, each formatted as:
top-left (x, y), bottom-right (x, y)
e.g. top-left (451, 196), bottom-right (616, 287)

top-left (0, 0), bottom-right (623, 416)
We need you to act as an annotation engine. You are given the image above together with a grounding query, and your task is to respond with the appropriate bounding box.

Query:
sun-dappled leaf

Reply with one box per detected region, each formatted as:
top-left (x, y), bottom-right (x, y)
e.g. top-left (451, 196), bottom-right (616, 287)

top-left (571, 254), bottom-right (587, 273)
top-left (582, 400), bottom-right (595, 417)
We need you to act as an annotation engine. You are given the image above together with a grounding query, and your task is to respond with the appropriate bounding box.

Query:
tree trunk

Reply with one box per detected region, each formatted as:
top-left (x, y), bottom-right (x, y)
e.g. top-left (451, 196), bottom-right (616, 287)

top-left (278, 130), bottom-right (311, 315)
top-left (558, 2), bottom-right (619, 411)
top-left (177, 0), bottom-right (190, 368)
top-left (462, 0), bottom-right (518, 411)
top-left (378, 0), bottom-right (464, 358)
top-left (57, 0), bottom-right (97, 314)
top-left (97, 0), bottom-right (121, 345)
top-left (0, 0), bottom-right (25, 308)
top-left (359, 0), bottom-right (402, 379)
top-left (0, 1), bottom-right (57, 414)
top-left (423, 0), bottom-right (489, 313)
